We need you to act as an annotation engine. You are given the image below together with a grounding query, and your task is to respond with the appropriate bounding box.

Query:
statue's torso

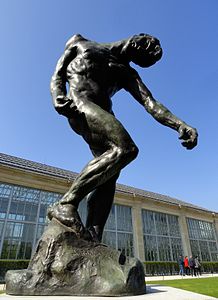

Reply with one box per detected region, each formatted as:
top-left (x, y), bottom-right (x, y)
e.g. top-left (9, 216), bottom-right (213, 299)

top-left (66, 40), bottom-right (129, 112)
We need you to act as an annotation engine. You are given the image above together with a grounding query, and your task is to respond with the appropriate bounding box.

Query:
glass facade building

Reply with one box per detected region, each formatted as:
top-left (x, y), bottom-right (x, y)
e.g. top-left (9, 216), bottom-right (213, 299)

top-left (0, 152), bottom-right (217, 263)
top-left (142, 209), bottom-right (183, 261)
top-left (0, 183), bottom-right (62, 259)
top-left (0, 182), bottom-right (134, 259)
top-left (187, 218), bottom-right (218, 261)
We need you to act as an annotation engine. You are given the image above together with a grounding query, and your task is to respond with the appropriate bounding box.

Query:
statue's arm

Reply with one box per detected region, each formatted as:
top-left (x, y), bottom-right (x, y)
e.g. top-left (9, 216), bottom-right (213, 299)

top-left (50, 43), bottom-right (77, 116)
top-left (124, 69), bottom-right (198, 149)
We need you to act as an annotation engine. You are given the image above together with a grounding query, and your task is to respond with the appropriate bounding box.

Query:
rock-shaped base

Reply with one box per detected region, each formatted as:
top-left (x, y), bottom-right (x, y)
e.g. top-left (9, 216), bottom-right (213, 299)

top-left (6, 218), bottom-right (145, 296)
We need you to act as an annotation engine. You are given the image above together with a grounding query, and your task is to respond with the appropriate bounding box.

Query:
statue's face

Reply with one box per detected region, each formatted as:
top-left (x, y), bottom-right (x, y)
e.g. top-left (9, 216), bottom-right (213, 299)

top-left (129, 34), bottom-right (162, 67)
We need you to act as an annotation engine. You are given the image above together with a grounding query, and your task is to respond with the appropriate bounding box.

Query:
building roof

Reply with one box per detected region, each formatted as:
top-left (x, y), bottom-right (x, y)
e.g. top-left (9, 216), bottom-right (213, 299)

top-left (0, 152), bottom-right (213, 213)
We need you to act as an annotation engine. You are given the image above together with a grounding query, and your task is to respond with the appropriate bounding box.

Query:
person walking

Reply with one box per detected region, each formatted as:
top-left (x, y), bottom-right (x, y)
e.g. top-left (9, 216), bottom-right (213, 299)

top-left (184, 256), bottom-right (190, 275)
top-left (194, 256), bottom-right (201, 276)
top-left (189, 255), bottom-right (195, 276)
top-left (178, 255), bottom-right (184, 276)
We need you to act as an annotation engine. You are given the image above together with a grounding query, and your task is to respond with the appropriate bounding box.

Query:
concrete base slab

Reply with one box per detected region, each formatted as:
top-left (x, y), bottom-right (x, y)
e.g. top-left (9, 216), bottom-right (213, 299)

top-left (1, 284), bottom-right (216, 300)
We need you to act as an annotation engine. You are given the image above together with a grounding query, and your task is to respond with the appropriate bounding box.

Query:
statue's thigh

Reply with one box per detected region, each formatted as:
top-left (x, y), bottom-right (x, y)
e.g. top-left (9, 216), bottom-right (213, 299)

top-left (82, 102), bottom-right (134, 150)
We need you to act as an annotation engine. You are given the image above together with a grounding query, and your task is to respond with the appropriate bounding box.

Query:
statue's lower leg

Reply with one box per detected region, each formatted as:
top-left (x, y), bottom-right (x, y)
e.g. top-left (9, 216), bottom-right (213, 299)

top-left (48, 146), bottom-right (135, 240)
top-left (86, 173), bottom-right (119, 242)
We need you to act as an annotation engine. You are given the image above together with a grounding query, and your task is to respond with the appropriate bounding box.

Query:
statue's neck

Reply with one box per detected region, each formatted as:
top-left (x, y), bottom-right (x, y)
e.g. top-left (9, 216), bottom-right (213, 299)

top-left (102, 39), bottom-right (130, 64)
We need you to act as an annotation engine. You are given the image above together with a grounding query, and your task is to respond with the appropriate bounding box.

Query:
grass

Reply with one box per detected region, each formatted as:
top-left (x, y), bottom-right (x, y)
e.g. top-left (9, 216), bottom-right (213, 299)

top-left (149, 277), bottom-right (218, 298)
top-left (0, 278), bottom-right (217, 297)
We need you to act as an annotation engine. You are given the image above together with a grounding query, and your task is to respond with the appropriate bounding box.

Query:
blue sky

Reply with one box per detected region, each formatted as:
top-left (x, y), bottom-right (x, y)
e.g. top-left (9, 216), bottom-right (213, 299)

top-left (0, 0), bottom-right (218, 211)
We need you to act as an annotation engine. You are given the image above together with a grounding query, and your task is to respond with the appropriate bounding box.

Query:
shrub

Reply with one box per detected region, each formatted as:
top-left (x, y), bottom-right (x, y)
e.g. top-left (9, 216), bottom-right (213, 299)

top-left (144, 261), bottom-right (179, 276)
top-left (201, 262), bottom-right (218, 273)
top-left (143, 261), bottom-right (218, 276)
top-left (0, 259), bottom-right (29, 283)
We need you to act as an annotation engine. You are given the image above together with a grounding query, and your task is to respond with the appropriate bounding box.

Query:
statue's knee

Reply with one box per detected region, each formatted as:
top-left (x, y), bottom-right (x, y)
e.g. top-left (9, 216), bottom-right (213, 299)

top-left (131, 145), bottom-right (139, 160)
top-left (126, 144), bottom-right (139, 161)
top-left (119, 144), bottom-right (139, 163)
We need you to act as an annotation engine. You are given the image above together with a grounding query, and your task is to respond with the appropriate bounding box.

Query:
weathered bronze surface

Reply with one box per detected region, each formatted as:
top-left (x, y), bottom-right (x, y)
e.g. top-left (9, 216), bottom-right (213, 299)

top-left (6, 34), bottom-right (197, 296)
top-left (49, 33), bottom-right (198, 241)
top-left (6, 218), bottom-right (145, 296)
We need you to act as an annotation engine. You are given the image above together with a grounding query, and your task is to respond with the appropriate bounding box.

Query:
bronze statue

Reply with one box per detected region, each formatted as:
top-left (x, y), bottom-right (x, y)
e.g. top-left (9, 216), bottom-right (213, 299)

top-left (49, 33), bottom-right (198, 242)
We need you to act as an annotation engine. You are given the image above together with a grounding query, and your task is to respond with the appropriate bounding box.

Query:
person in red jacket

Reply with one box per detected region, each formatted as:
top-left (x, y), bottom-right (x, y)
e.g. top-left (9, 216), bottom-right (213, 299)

top-left (184, 256), bottom-right (190, 275)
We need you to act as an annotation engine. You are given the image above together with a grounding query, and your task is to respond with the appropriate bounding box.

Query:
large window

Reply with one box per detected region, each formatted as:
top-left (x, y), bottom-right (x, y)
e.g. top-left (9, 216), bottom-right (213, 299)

top-left (1, 222), bottom-right (35, 259)
top-left (78, 199), bottom-right (134, 256)
top-left (0, 182), bottom-right (62, 259)
top-left (187, 218), bottom-right (218, 261)
top-left (142, 210), bottom-right (183, 261)
top-left (0, 184), bottom-right (12, 219)
top-left (0, 182), bottom-right (134, 259)
top-left (102, 204), bottom-right (134, 257)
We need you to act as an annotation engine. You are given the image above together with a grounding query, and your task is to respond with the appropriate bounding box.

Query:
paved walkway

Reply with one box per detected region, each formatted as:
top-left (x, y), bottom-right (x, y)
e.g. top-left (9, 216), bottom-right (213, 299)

top-left (0, 274), bottom-right (217, 299)
top-left (146, 272), bottom-right (218, 281)
top-left (0, 286), bottom-right (217, 300)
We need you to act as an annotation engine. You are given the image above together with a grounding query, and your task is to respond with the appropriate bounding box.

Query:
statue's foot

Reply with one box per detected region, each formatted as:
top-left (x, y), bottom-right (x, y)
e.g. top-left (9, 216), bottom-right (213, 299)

top-left (87, 226), bottom-right (101, 243)
top-left (47, 203), bottom-right (91, 240)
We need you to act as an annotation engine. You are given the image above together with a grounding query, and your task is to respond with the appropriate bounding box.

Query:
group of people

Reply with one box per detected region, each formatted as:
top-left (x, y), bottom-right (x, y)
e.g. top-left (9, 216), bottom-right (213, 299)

top-left (178, 255), bottom-right (201, 277)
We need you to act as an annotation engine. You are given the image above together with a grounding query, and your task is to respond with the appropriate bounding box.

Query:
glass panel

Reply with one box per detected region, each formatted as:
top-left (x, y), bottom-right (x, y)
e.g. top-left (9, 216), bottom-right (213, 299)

top-left (187, 218), bottom-right (215, 241)
top-left (199, 240), bottom-right (210, 261)
top-left (2, 239), bottom-right (21, 259)
top-left (117, 232), bottom-right (134, 257)
top-left (102, 231), bottom-right (116, 248)
top-left (38, 204), bottom-right (47, 224)
top-left (144, 235), bottom-right (158, 261)
top-left (171, 237), bottom-right (183, 261)
top-left (208, 241), bottom-right (218, 252)
top-left (1, 222), bottom-right (23, 259)
top-left (39, 191), bottom-right (62, 223)
top-left (187, 218), bottom-right (218, 261)
top-left (0, 183), bottom-right (69, 259)
top-left (142, 209), bottom-right (183, 261)
top-left (0, 220), bottom-right (4, 236)
top-left (0, 198), bottom-right (9, 219)
top-left (104, 205), bottom-right (116, 230)
top-left (142, 210), bottom-right (155, 235)
top-left (157, 236), bottom-right (171, 261)
top-left (116, 205), bottom-right (132, 232)
top-left (78, 198), bottom-right (87, 225)
top-left (190, 239), bottom-right (200, 258)
top-left (41, 191), bottom-right (62, 206)
top-left (208, 242), bottom-right (218, 262)
top-left (155, 213), bottom-right (168, 236)
top-left (0, 183), bottom-right (12, 197)
top-left (24, 202), bottom-right (38, 222)
top-left (0, 183), bottom-right (11, 219)
top-left (1, 222), bottom-right (35, 259)
top-left (12, 186), bottom-right (40, 203)
top-left (103, 205), bottom-right (134, 256)
top-left (168, 215), bottom-right (180, 237)
top-left (18, 223), bottom-right (35, 259)
top-left (211, 253), bottom-right (218, 261)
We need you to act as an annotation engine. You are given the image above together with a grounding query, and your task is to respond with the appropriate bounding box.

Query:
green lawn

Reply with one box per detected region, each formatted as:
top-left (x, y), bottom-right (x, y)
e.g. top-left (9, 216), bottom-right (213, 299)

top-left (149, 277), bottom-right (218, 298)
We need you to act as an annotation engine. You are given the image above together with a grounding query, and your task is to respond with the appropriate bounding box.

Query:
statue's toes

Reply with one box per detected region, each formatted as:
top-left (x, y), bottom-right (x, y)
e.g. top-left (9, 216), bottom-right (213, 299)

top-left (47, 203), bottom-right (87, 238)
top-left (47, 204), bottom-right (55, 220)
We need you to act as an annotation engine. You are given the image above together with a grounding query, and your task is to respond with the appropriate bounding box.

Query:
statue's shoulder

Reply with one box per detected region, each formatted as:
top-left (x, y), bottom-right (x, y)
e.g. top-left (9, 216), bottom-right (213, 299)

top-left (65, 34), bottom-right (88, 49)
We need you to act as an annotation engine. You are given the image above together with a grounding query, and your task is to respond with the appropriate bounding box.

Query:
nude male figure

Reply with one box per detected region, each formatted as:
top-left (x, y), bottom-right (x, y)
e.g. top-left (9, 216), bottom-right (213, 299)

top-left (49, 33), bottom-right (198, 242)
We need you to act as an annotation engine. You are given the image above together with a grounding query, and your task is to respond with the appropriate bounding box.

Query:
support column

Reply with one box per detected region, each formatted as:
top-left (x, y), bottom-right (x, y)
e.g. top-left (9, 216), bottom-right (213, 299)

top-left (178, 211), bottom-right (192, 256)
top-left (0, 185), bottom-right (13, 257)
top-left (131, 203), bottom-right (145, 261)
top-left (213, 215), bottom-right (218, 248)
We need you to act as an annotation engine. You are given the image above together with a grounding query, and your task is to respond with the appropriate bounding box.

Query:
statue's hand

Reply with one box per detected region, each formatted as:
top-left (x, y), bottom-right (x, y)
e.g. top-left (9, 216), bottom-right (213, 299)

top-left (55, 96), bottom-right (72, 116)
top-left (178, 124), bottom-right (198, 150)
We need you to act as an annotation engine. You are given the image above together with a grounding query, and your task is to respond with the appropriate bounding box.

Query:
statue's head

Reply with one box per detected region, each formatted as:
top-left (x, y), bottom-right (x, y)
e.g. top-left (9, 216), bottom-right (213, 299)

top-left (126, 33), bottom-right (162, 67)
